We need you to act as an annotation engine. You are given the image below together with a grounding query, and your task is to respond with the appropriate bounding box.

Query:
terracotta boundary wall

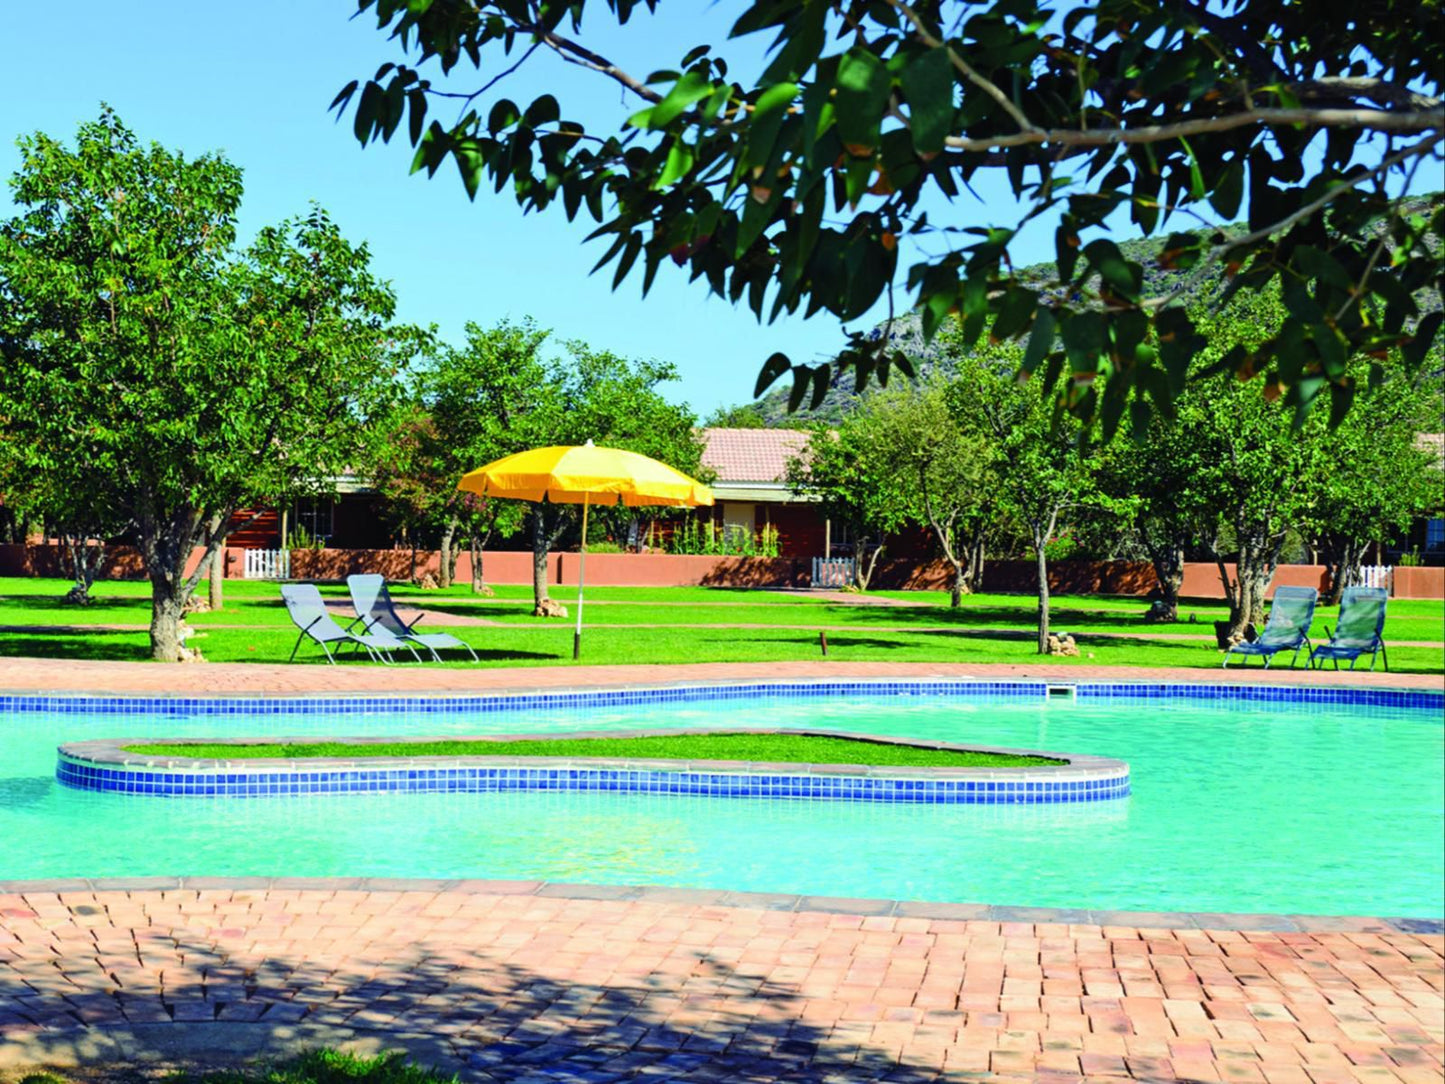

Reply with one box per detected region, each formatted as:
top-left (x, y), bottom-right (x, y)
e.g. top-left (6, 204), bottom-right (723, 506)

top-left (1, 544), bottom-right (1441, 599)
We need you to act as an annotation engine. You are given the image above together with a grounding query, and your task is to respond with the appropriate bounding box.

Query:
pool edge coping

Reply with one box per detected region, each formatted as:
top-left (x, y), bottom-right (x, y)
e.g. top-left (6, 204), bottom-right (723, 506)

top-left (0, 876), bottom-right (1438, 935)
top-left (6, 675), bottom-right (1443, 710)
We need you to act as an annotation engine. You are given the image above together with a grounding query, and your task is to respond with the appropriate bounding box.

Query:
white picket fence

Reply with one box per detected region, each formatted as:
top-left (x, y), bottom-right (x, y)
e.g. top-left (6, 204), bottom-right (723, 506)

top-left (1357, 564), bottom-right (1392, 590)
top-left (242, 549), bottom-right (291, 580)
top-left (811, 556), bottom-right (855, 588)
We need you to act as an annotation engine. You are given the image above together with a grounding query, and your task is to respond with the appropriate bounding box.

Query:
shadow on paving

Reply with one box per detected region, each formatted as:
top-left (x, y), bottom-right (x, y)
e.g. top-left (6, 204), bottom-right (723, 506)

top-left (0, 929), bottom-right (953, 1083)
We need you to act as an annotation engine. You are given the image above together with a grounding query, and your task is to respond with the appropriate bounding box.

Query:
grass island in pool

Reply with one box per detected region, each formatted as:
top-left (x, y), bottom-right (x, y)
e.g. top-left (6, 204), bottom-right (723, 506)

top-left (121, 731), bottom-right (1066, 768)
top-left (64, 727), bottom-right (1128, 805)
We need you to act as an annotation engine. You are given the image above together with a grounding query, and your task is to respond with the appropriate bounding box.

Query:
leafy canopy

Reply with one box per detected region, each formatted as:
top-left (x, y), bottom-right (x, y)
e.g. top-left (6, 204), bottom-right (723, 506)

top-left (335, 0), bottom-right (1442, 431)
top-left (0, 110), bottom-right (421, 655)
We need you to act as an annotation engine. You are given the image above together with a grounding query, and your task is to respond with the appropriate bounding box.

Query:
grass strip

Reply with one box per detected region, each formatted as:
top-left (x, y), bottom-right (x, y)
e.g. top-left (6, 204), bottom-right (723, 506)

top-left (122, 732), bottom-right (1065, 768)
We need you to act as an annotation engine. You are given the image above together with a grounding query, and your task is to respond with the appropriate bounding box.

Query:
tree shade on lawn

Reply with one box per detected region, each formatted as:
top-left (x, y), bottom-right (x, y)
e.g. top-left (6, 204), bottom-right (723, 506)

top-left (458, 443), bottom-right (713, 658)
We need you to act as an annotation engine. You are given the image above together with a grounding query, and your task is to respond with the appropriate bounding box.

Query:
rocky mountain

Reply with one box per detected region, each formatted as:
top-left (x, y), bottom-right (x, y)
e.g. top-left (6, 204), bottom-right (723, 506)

top-left (720, 198), bottom-right (1441, 427)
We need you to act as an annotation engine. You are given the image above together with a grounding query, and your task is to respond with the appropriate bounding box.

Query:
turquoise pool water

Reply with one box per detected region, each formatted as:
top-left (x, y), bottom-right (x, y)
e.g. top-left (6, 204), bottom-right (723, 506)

top-left (3, 691), bottom-right (1441, 916)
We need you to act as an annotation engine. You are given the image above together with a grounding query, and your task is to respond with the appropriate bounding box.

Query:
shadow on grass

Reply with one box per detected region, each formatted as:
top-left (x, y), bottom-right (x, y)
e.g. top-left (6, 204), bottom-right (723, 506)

top-left (0, 594), bottom-right (151, 615)
top-left (0, 917), bottom-right (946, 1083)
top-left (0, 632), bottom-right (149, 662)
top-left (832, 601), bottom-right (1164, 629)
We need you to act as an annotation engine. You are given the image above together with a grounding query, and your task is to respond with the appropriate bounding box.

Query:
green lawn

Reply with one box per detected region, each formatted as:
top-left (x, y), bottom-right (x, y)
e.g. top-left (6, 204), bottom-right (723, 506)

top-left (2, 576), bottom-right (1440, 673)
top-left (121, 732), bottom-right (1064, 767)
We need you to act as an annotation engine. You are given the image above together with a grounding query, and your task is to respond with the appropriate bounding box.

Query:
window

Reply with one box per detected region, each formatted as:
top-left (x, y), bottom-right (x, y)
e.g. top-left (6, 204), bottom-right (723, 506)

top-left (290, 499), bottom-right (334, 544)
top-left (1426, 518), bottom-right (1445, 552)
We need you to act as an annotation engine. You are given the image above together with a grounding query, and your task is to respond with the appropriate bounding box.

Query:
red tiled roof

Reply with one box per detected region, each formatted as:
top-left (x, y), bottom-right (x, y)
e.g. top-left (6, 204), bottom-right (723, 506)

top-left (700, 428), bottom-right (811, 484)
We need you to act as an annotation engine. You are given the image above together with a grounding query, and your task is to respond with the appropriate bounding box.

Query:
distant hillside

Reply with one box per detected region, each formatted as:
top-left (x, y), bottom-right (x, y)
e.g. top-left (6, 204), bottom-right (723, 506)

top-left (727, 198), bottom-right (1441, 426)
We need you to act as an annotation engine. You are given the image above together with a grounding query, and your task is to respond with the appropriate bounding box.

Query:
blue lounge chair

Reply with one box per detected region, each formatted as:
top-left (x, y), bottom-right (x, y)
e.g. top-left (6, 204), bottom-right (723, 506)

top-left (1222, 586), bottom-right (1317, 668)
top-left (281, 583), bottom-right (417, 664)
top-left (1310, 586), bottom-right (1390, 671)
top-left (346, 574), bottom-right (479, 663)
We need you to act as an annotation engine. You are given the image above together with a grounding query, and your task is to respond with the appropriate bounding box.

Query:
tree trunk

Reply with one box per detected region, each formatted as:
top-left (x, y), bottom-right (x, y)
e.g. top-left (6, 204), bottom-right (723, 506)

top-left (149, 575), bottom-right (185, 662)
top-left (1322, 537), bottom-right (1363, 606)
top-left (963, 534), bottom-right (987, 594)
top-left (61, 533), bottom-right (105, 604)
top-left (208, 544), bottom-right (224, 611)
top-left (469, 532), bottom-right (487, 593)
top-left (531, 506), bottom-right (551, 609)
top-left (1146, 543), bottom-right (1185, 622)
top-left (1222, 532), bottom-right (1281, 638)
top-left (1035, 534), bottom-right (1051, 654)
top-left (854, 539), bottom-right (885, 591)
top-left (438, 517), bottom-right (459, 589)
top-left (950, 561), bottom-right (965, 608)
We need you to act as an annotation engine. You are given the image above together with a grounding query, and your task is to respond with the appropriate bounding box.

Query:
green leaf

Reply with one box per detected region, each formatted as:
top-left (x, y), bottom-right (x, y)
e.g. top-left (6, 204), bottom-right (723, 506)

top-left (787, 365), bottom-right (812, 412)
top-left (656, 141), bottom-right (695, 187)
top-left (1403, 311), bottom-right (1442, 369)
top-left (899, 48), bottom-right (954, 155)
top-left (1021, 307), bottom-right (1056, 373)
top-left (834, 48), bottom-right (891, 150)
top-left (809, 365), bottom-right (832, 410)
top-left (1209, 160), bottom-right (1243, 220)
top-left (754, 351), bottom-right (791, 397)
top-left (639, 69), bottom-right (715, 130)
top-left (1082, 239), bottom-right (1142, 299)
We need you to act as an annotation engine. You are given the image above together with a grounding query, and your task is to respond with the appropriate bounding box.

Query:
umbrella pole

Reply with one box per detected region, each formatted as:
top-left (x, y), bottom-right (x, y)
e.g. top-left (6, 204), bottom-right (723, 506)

top-left (573, 493), bottom-right (588, 660)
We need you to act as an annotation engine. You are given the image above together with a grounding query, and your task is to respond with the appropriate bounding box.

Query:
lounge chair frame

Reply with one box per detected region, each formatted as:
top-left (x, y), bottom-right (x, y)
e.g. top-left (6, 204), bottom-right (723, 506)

top-left (1310, 586), bottom-right (1390, 672)
top-left (346, 574), bottom-right (480, 663)
top-left (1221, 586), bottom-right (1318, 669)
top-left (281, 583), bottom-right (417, 665)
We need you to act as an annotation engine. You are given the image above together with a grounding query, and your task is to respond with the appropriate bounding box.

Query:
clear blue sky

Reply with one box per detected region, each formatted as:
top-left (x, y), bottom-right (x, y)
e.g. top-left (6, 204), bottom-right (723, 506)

top-left (8, 5), bottom-right (1420, 416)
top-left (0, 1), bottom-right (1055, 417)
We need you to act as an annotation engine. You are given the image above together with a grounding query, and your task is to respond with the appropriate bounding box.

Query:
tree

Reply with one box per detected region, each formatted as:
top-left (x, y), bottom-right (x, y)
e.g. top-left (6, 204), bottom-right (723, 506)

top-left (943, 339), bottom-right (1120, 652)
top-left (412, 321), bottom-right (704, 611)
top-left (1298, 368), bottom-right (1442, 605)
top-left (420, 318), bottom-right (554, 591)
top-left (704, 403), bottom-right (770, 429)
top-left (334, 0), bottom-right (1441, 431)
top-left (785, 422), bottom-right (909, 591)
top-left (1098, 409), bottom-right (1215, 623)
top-left (556, 342), bottom-right (708, 586)
top-left (842, 382), bottom-right (992, 603)
top-left (0, 111), bottom-right (417, 659)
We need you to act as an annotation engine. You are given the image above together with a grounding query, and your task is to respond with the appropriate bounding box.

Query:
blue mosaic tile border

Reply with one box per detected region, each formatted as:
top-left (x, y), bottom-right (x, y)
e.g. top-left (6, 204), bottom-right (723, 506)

top-left (56, 756), bottom-right (1130, 804)
top-left (5, 679), bottom-right (1442, 717)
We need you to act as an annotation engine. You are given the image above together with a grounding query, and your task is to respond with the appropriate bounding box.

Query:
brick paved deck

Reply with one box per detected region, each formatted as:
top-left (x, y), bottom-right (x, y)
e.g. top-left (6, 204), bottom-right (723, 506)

top-left (2, 657), bottom-right (1441, 695)
top-left (3, 661), bottom-right (1441, 1079)
top-left (0, 880), bottom-right (1440, 1082)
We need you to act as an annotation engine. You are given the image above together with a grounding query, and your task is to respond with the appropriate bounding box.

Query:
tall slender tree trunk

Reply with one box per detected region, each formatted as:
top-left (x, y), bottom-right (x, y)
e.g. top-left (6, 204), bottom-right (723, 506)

top-left (438, 516), bottom-right (459, 589)
top-left (531, 506), bottom-right (551, 610)
top-left (469, 531), bottom-right (489, 593)
top-left (208, 543), bottom-right (224, 611)
top-left (951, 561), bottom-right (965, 608)
top-left (1034, 531), bottom-right (1051, 654)
top-left (963, 534), bottom-right (987, 594)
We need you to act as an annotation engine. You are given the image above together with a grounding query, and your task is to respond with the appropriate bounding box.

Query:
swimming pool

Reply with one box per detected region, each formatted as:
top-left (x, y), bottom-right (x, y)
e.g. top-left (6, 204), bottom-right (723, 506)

top-left (3, 683), bottom-right (1441, 917)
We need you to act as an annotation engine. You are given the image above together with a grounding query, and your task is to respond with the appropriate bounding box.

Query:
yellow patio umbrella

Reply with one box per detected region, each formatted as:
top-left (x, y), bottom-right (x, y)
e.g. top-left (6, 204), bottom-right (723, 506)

top-left (457, 442), bottom-right (714, 658)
